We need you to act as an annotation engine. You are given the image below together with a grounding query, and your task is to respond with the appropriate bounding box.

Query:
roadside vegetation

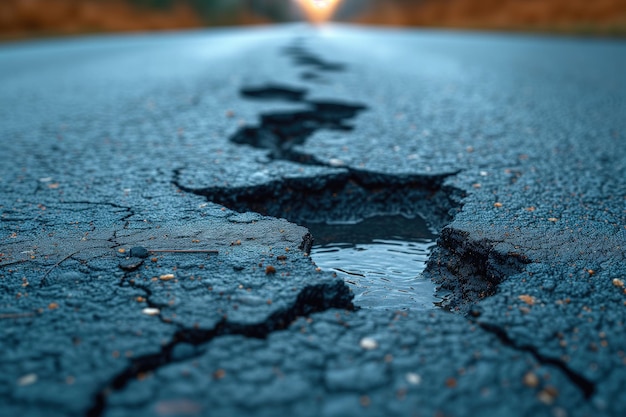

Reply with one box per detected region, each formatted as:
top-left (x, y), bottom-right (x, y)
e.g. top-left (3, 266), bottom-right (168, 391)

top-left (1, 0), bottom-right (625, 40)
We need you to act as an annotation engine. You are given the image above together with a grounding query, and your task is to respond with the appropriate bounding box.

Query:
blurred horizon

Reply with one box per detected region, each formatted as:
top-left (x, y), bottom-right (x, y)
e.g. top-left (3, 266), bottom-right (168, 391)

top-left (1, 0), bottom-right (626, 40)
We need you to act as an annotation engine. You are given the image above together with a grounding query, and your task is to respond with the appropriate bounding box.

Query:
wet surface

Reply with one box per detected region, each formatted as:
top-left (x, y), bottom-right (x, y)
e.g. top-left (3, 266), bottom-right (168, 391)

top-left (307, 215), bottom-right (438, 310)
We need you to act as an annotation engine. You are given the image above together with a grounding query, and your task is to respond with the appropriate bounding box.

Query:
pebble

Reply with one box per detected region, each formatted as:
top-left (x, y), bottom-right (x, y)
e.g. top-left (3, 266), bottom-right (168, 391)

top-left (17, 373), bottom-right (38, 386)
top-left (523, 371), bottom-right (539, 388)
top-left (406, 372), bottom-right (421, 385)
top-left (142, 307), bottom-right (160, 316)
top-left (359, 337), bottom-right (378, 350)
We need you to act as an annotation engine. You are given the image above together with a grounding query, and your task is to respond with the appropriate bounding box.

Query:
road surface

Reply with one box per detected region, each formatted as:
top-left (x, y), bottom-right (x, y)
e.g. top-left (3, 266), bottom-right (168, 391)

top-left (1, 24), bottom-right (625, 417)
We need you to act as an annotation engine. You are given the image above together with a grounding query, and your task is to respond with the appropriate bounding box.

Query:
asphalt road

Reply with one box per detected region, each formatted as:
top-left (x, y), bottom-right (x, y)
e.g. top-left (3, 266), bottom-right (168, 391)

top-left (1, 24), bottom-right (625, 417)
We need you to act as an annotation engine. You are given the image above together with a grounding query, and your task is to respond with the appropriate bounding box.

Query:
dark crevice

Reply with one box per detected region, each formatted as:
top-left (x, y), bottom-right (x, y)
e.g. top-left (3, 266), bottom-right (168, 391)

top-left (426, 227), bottom-right (532, 312)
top-left (231, 85), bottom-right (366, 164)
top-left (241, 85), bottom-right (307, 102)
top-left (174, 168), bottom-right (455, 228)
top-left (475, 320), bottom-right (596, 399)
top-left (85, 280), bottom-right (352, 417)
top-left (283, 44), bottom-right (346, 73)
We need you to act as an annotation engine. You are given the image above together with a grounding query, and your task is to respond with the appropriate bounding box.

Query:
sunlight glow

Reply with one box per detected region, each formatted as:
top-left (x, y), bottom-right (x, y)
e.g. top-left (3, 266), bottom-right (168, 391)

top-left (295, 0), bottom-right (342, 24)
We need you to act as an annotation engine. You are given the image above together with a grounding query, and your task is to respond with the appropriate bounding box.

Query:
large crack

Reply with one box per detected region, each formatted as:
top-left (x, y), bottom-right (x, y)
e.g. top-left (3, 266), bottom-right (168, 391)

top-left (189, 70), bottom-right (599, 403)
top-left (89, 41), bottom-right (598, 416)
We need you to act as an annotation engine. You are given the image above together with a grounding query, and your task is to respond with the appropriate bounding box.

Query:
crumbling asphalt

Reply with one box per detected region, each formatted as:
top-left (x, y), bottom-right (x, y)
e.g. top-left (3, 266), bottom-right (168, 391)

top-left (1, 24), bottom-right (625, 417)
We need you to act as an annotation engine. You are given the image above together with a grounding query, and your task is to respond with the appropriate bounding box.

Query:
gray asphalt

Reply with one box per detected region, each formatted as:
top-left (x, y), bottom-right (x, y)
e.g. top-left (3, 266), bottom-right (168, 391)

top-left (1, 24), bottom-right (625, 417)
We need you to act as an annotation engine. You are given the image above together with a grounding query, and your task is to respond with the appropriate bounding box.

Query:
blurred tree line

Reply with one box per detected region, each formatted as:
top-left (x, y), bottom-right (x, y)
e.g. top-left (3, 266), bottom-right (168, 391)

top-left (349, 0), bottom-right (626, 35)
top-left (1, 0), bottom-right (625, 39)
top-left (0, 0), bottom-right (293, 38)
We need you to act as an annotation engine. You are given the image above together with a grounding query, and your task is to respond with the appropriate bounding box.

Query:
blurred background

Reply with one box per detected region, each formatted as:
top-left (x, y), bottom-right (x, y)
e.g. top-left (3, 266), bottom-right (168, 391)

top-left (1, 0), bottom-right (626, 40)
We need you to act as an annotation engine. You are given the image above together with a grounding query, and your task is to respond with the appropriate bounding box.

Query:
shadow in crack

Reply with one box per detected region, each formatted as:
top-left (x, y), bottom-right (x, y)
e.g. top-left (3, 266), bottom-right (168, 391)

top-left (231, 85), bottom-right (366, 163)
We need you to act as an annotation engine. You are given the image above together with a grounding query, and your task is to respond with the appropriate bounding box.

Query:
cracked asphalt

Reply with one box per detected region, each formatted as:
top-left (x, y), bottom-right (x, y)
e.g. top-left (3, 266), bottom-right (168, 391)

top-left (1, 24), bottom-right (625, 417)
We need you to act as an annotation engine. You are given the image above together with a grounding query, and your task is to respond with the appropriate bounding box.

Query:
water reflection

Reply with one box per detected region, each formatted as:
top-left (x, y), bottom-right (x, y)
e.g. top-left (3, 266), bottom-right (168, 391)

top-left (306, 215), bottom-right (439, 310)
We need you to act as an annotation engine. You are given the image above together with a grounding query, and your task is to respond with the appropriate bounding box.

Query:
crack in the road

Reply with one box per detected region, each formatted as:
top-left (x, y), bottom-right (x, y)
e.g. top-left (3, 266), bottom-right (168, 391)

top-left (86, 280), bottom-right (352, 417)
top-left (174, 168), bottom-right (453, 226)
top-left (474, 320), bottom-right (596, 398)
top-left (232, 85), bottom-right (366, 164)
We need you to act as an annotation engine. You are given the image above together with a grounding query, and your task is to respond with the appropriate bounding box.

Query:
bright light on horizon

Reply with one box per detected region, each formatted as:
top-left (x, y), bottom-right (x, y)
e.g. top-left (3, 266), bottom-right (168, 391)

top-left (295, 0), bottom-right (342, 24)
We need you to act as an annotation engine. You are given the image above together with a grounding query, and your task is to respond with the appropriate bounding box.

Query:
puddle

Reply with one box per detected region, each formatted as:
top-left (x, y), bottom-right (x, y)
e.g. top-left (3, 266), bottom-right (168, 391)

top-left (306, 215), bottom-right (440, 310)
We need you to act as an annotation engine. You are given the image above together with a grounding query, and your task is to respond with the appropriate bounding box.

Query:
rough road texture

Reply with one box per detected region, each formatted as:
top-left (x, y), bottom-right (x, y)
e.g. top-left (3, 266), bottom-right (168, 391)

top-left (1, 25), bottom-right (625, 417)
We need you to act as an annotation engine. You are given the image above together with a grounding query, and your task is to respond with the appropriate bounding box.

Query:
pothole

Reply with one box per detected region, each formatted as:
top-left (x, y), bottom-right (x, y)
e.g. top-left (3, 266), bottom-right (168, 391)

top-left (305, 214), bottom-right (439, 310)
top-left (175, 170), bottom-right (453, 312)
top-left (176, 69), bottom-right (456, 312)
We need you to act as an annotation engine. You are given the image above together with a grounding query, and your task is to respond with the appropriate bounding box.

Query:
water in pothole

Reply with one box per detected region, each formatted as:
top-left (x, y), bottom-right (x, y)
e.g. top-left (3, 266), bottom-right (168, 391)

top-left (305, 215), bottom-right (440, 310)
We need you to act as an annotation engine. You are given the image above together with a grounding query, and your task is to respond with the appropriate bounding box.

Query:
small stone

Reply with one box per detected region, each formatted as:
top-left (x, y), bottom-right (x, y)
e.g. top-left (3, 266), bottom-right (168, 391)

top-left (548, 218), bottom-right (558, 222)
top-left (129, 246), bottom-right (149, 258)
top-left (17, 373), bottom-right (37, 386)
top-left (538, 386), bottom-right (559, 404)
top-left (48, 302), bottom-right (59, 310)
top-left (265, 265), bottom-right (276, 275)
top-left (523, 371), bottom-right (539, 388)
top-left (328, 158), bottom-right (345, 167)
top-left (159, 274), bottom-right (175, 281)
top-left (494, 202), bottom-right (503, 208)
top-left (406, 372), bottom-right (421, 385)
top-left (359, 337), bottom-right (378, 350)
top-left (142, 307), bottom-right (160, 316)
top-left (613, 278), bottom-right (624, 288)
top-left (519, 294), bottom-right (537, 306)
